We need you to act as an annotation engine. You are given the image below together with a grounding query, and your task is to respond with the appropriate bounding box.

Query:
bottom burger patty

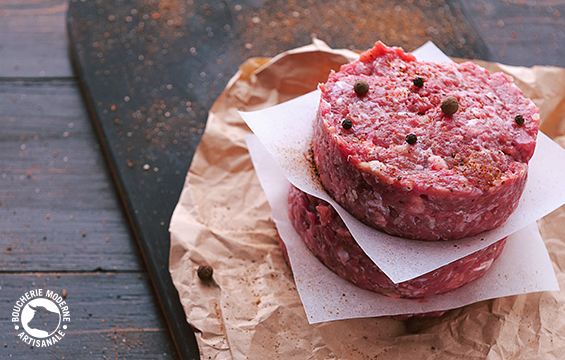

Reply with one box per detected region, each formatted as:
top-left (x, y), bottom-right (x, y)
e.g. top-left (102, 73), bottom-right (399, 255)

top-left (287, 185), bottom-right (506, 299)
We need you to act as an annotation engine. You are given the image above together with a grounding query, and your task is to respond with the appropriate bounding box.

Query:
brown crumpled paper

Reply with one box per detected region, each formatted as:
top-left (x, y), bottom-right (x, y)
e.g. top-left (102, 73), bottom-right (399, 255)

top-left (169, 40), bottom-right (565, 359)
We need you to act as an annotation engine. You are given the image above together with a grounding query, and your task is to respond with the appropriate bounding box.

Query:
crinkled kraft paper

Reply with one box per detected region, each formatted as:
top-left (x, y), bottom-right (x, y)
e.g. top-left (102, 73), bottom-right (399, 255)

top-left (169, 39), bottom-right (565, 360)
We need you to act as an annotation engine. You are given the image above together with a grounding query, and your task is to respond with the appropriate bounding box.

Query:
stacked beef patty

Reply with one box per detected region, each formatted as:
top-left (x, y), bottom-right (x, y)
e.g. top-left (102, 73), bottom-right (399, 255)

top-left (288, 185), bottom-right (507, 298)
top-left (288, 42), bottom-right (539, 298)
top-left (313, 42), bottom-right (539, 241)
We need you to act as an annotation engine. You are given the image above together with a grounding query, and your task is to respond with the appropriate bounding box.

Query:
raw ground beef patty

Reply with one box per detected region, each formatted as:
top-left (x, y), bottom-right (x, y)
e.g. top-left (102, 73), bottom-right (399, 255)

top-left (288, 185), bottom-right (507, 298)
top-left (313, 42), bottom-right (540, 240)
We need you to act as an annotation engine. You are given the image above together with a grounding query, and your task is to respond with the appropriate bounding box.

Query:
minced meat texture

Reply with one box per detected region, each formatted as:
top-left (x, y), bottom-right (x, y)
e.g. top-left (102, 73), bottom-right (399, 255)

top-left (287, 185), bottom-right (507, 298)
top-left (313, 42), bottom-right (539, 240)
top-left (318, 42), bottom-right (539, 193)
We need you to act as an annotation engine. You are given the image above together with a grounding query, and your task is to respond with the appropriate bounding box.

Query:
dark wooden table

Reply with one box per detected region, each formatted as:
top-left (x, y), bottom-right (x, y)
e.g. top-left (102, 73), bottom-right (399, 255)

top-left (1, 0), bottom-right (564, 359)
top-left (0, 0), bottom-right (180, 358)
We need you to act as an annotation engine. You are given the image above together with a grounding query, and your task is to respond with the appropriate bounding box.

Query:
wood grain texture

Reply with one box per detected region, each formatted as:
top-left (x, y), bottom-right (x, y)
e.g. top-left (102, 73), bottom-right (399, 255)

top-left (0, 0), bottom-right (180, 357)
top-left (0, 0), bottom-right (73, 78)
top-left (230, 0), bottom-right (490, 59)
top-left (0, 81), bottom-right (143, 272)
top-left (0, 273), bottom-right (177, 359)
top-left (66, 1), bottom-right (491, 358)
top-left (458, 0), bottom-right (565, 67)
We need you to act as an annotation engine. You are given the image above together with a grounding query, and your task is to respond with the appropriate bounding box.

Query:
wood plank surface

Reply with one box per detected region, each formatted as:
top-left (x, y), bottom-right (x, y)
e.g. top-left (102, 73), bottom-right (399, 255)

top-left (0, 273), bottom-right (177, 359)
top-left (66, 1), bottom-right (492, 359)
top-left (459, 0), bottom-right (565, 67)
top-left (227, 0), bottom-right (490, 59)
top-left (0, 0), bottom-right (180, 354)
top-left (0, 0), bottom-right (73, 78)
top-left (0, 81), bottom-right (143, 272)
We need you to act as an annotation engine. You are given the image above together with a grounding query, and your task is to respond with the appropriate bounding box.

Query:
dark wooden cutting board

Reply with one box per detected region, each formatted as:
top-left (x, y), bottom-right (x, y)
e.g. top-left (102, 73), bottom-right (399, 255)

top-left (66, 0), bottom-right (565, 358)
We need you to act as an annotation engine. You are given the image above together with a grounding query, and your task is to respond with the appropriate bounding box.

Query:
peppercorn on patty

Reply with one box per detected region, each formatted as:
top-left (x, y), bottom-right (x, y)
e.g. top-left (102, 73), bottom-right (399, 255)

top-left (312, 42), bottom-right (539, 240)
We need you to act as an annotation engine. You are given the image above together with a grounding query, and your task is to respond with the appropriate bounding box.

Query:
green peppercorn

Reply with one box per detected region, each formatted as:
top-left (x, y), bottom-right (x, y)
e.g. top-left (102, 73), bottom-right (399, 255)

top-left (342, 118), bottom-right (353, 129)
top-left (353, 79), bottom-right (370, 95)
top-left (413, 77), bottom-right (424, 88)
top-left (441, 96), bottom-right (459, 115)
top-left (405, 133), bottom-right (417, 145)
top-left (515, 114), bottom-right (525, 125)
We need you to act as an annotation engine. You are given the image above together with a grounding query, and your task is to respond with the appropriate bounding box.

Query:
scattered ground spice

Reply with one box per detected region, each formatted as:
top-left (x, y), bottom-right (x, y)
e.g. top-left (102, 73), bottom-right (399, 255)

top-left (234, 0), bottom-right (486, 60)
